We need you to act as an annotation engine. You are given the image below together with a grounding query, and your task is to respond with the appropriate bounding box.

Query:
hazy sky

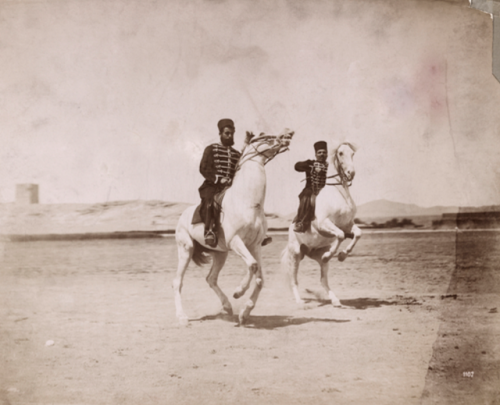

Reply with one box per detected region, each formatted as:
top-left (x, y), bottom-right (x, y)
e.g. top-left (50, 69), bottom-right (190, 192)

top-left (1, 0), bottom-right (499, 214)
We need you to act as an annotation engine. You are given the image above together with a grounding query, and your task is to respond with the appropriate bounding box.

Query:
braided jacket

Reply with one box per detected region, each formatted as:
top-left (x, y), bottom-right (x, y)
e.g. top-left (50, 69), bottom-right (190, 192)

top-left (199, 143), bottom-right (241, 199)
top-left (295, 159), bottom-right (329, 196)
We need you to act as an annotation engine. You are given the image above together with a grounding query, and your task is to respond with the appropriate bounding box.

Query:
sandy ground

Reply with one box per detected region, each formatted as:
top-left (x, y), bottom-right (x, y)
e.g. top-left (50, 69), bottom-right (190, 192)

top-left (0, 231), bottom-right (498, 405)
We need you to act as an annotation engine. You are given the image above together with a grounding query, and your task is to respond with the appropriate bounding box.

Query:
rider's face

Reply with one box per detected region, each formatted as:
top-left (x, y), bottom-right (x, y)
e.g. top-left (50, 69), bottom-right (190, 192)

top-left (220, 127), bottom-right (235, 146)
top-left (316, 149), bottom-right (328, 162)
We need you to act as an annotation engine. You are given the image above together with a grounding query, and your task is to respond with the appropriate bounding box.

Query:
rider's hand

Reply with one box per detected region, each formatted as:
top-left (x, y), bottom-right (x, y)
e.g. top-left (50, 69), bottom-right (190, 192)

top-left (220, 177), bottom-right (230, 185)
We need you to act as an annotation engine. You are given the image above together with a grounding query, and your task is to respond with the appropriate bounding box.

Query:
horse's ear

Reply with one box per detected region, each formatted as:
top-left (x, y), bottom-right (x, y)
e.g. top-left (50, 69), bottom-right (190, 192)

top-left (245, 131), bottom-right (255, 145)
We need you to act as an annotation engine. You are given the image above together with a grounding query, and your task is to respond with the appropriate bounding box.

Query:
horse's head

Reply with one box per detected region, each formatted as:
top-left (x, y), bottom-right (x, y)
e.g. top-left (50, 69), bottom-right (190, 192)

top-left (331, 142), bottom-right (357, 183)
top-left (239, 128), bottom-right (294, 167)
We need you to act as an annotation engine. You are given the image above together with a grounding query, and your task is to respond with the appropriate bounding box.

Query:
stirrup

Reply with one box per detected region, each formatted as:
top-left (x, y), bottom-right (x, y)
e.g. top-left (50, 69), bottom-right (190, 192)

top-left (293, 222), bottom-right (305, 233)
top-left (204, 231), bottom-right (217, 247)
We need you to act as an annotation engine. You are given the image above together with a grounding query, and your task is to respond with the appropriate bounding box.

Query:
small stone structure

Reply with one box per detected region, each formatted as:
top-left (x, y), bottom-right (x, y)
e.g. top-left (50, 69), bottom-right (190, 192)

top-left (16, 184), bottom-right (39, 204)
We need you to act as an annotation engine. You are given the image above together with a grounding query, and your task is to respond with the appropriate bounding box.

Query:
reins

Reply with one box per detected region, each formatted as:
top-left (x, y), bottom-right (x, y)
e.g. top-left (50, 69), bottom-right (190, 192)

top-left (235, 134), bottom-right (290, 172)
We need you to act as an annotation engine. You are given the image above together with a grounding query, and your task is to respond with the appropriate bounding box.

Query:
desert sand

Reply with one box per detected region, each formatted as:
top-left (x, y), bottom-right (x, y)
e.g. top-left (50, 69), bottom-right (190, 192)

top-left (1, 227), bottom-right (498, 404)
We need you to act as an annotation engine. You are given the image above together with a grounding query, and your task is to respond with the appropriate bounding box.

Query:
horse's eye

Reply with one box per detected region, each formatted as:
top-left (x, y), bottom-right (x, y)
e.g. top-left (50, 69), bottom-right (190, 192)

top-left (339, 152), bottom-right (343, 156)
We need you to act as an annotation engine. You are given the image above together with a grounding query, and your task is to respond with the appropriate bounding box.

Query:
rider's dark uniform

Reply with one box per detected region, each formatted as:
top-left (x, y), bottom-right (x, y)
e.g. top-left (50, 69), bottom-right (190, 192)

top-left (199, 119), bottom-right (241, 244)
top-left (293, 141), bottom-right (328, 232)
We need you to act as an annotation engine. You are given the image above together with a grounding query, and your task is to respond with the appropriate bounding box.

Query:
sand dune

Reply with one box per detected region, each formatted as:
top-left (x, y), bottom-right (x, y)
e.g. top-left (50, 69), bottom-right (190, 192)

top-left (0, 200), bottom-right (292, 236)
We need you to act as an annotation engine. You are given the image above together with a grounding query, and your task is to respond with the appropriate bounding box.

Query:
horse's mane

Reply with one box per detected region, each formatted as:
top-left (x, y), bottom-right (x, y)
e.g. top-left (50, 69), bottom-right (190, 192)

top-left (239, 128), bottom-right (293, 163)
top-left (240, 131), bottom-right (260, 159)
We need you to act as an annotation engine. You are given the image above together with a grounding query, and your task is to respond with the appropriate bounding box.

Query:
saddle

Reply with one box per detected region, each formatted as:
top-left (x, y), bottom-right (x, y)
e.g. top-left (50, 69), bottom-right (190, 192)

top-left (191, 189), bottom-right (227, 225)
top-left (192, 188), bottom-right (273, 248)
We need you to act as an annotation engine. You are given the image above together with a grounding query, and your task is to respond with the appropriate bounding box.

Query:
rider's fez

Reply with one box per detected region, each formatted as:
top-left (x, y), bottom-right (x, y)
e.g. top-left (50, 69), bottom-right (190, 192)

top-left (295, 141), bottom-right (329, 196)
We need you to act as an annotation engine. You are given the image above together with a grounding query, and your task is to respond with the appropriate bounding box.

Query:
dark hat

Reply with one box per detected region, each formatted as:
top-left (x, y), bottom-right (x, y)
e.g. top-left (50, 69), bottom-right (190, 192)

top-left (217, 119), bottom-right (234, 132)
top-left (314, 141), bottom-right (327, 152)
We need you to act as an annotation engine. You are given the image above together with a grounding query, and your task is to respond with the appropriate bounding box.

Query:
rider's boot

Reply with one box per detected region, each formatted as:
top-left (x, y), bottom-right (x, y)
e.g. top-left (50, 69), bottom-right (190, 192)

top-left (204, 203), bottom-right (218, 247)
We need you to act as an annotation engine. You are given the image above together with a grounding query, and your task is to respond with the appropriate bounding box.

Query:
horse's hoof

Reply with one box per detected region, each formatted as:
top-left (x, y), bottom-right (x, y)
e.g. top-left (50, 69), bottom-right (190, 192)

top-left (233, 289), bottom-right (244, 299)
top-left (338, 251), bottom-right (347, 262)
top-left (238, 314), bottom-right (246, 326)
top-left (298, 301), bottom-right (310, 310)
top-left (178, 317), bottom-right (189, 327)
top-left (329, 292), bottom-right (341, 307)
top-left (294, 298), bottom-right (305, 308)
top-left (238, 311), bottom-right (248, 325)
top-left (222, 306), bottom-right (233, 316)
top-left (239, 305), bottom-right (254, 325)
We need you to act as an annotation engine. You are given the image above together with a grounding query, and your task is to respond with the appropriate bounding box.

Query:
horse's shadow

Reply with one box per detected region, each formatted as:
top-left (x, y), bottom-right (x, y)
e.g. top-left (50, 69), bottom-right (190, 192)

top-left (191, 313), bottom-right (350, 330)
top-left (190, 295), bottom-right (421, 329)
top-left (303, 290), bottom-right (422, 310)
top-left (302, 297), bottom-right (403, 310)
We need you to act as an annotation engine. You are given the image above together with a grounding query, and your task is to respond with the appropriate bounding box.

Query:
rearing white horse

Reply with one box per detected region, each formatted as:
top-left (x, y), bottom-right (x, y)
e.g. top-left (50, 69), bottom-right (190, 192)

top-left (173, 129), bottom-right (294, 325)
top-left (281, 142), bottom-right (361, 307)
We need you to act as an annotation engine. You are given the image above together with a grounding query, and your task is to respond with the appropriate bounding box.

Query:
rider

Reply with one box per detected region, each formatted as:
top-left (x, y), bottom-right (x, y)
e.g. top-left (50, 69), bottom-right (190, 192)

top-left (292, 141), bottom-right (329, 233)
top-left (199, 118), bottom-right (241, 247)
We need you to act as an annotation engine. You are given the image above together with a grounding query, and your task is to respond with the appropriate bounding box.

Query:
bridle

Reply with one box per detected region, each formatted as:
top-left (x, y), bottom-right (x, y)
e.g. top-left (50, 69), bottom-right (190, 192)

top-left (235, 134), bottom-right (291, 171)
top-left (326, 143), bottom-right (354, 187)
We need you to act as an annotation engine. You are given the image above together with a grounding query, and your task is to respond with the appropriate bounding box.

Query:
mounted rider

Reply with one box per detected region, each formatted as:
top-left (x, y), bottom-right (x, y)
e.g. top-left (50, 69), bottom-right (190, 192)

top-left (198, 119), bottom-right (241, 247)
top-left (292, 141), bottom-right (329, 233)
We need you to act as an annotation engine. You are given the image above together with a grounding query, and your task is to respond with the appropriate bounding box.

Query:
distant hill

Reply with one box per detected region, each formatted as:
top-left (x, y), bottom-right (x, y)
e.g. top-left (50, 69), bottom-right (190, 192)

top-left (356, 199), bottom-right (459, 219)
top-left (355, 199), bottom-right (500, 228)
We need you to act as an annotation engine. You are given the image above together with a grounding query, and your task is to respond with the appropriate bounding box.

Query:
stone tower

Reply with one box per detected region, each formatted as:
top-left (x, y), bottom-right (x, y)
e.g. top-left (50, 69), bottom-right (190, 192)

top-left (15, 184), bottom-right (39, 204)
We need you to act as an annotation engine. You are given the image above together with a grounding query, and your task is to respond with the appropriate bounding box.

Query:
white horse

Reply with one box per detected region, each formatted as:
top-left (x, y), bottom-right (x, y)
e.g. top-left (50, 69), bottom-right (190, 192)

top-left (173, 129), bottom-right (294, 325)
top-left (281, 142), bottom-right (361, 307)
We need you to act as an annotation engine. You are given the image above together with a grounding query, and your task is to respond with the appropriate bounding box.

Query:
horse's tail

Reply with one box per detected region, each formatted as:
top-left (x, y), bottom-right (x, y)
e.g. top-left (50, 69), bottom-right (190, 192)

top-left (280, 246), bottom-right (288, 264)
top-left (280, 245), bottom-right (291, 273)
top-left (192, 239), bottom-right (212, 267)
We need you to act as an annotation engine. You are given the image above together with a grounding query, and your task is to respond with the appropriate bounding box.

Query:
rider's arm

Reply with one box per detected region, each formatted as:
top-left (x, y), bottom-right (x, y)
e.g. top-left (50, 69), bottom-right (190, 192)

top-left (294, 160), bottom-right (313, 172)
top-left (199, 145), bottom-right (217, 184)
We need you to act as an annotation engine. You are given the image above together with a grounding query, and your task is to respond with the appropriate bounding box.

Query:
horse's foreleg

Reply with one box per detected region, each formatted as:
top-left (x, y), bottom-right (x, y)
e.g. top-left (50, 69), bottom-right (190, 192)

top-left (229, 235), bottom-right (258, 299)
top-left (173, 234), bottom-right (193, 326)
top-left (206, 251), bottom-right (233, 316)
top-left (317, 218), bottom-right (345, 262)
top-left (338, 225), bottom-right (362, 262)
top-left (239, 245), bottom-right (264, 325)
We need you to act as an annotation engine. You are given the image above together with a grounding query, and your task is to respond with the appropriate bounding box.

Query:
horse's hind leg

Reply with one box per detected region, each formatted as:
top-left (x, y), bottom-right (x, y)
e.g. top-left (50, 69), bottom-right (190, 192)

top-left (206, 251), bottom-right (233, 316)
top-left (239, 245), bottom-right (264, 325)
top-left (173, 231), bottom-right (194, 325)
top-left (310, 251), bottom-right (342, 307)
top-left (317, 219), bottom-right (345, 262)
top-left (282, 242), bottom-right (305, 304)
